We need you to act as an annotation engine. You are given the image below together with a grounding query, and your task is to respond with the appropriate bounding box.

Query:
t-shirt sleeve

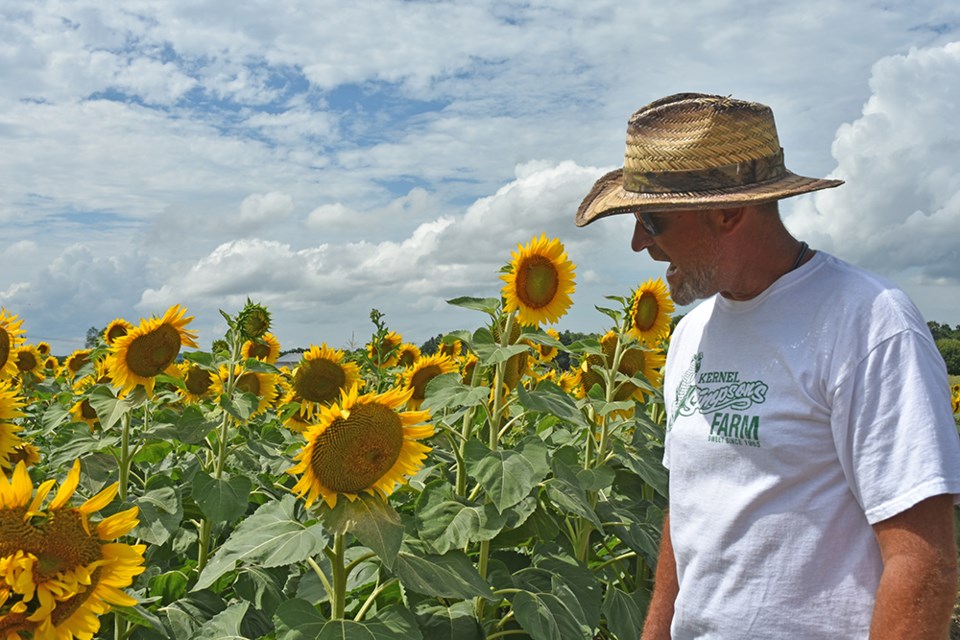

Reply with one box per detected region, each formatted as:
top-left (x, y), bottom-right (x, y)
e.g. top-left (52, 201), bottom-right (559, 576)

top-left (830, 329), bottom-right (960, 524)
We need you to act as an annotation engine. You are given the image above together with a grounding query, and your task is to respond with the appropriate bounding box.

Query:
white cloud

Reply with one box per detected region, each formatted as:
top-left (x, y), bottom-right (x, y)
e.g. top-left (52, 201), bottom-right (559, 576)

top-left (787, 41), bottom-right (960, 282)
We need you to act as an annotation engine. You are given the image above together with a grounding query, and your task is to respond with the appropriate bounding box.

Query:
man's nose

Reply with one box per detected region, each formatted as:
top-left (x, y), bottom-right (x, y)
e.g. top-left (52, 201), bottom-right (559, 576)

top-left (631, 220), bottom-right (655, 252)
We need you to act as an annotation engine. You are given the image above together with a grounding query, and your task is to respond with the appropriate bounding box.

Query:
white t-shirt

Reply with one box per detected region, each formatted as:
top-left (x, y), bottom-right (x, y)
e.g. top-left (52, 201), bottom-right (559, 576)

top-left (662, 251), bottom-right (960, 639)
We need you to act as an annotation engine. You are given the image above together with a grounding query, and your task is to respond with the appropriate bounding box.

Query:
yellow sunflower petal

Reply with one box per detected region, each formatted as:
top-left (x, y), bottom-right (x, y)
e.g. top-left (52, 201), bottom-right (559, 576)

top-left (79, 482), bottom-right (120, 517)
top-left (48, 460), bottom-right (81, 510)
top-left (96, 507), bottom-right (140, 540)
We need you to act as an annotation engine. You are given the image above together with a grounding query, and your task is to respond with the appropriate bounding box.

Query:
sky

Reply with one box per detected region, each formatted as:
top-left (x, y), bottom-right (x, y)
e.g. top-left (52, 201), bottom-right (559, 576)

top-left (2, 0), bottom-right (959, 356)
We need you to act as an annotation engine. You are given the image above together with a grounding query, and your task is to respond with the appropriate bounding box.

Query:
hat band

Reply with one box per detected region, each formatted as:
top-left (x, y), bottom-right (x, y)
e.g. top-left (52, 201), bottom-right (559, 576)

top-left (623, 148), bottom-right (785, 194)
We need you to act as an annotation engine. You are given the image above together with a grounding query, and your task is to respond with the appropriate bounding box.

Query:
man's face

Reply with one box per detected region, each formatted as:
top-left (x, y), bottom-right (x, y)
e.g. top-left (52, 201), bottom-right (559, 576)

top-left (630, 209), bottom-right (720, 306)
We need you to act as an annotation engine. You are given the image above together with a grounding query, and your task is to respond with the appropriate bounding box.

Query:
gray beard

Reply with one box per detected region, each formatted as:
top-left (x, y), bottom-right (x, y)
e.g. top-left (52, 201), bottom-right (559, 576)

top-left (668, 261), bottom-right (719, 306)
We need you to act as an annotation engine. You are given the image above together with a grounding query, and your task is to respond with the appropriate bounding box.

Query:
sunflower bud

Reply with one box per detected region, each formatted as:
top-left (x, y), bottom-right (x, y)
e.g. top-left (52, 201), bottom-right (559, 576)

top-left (237, 300), bottom-right (272, 340)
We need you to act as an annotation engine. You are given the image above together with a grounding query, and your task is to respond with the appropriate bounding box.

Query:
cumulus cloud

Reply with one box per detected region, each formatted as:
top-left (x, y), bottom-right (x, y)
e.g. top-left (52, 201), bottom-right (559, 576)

top-left (787, 41), bottom-right (960, 282)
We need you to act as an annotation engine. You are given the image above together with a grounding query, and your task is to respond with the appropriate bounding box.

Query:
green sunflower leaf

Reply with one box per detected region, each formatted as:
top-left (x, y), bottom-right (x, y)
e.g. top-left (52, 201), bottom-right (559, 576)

top-left (318, 494), bottom-right (403, 570)
top-left (394, 549), bottom-right (495, 601)
top-left (412, 601), bottom-right (483, 640)
top-left (414, 480), bottom-right (507, 554)
top-left (516, 384), bottom-right (591, 430)
top-left (195, 495), bottom-right (328, 590)
top-left (601, 586), bottom-right (648, 640)
top-left (274, 598), bottom-right (327, 640)
top-left (464, 437), bottom-right (551, 513)
top-left (446, 296), bottom-right (500, 315)
top-left (192, 473), bottom-right (253, 524)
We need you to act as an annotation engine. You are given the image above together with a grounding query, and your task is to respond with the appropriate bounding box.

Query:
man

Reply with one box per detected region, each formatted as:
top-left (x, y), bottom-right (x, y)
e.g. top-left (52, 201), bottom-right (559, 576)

top-left (575, 93), bottom-right (960, 639)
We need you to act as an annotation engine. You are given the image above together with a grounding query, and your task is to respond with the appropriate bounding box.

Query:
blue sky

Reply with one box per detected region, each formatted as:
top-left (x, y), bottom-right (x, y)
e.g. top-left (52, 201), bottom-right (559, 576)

top-left (1, 1), bottom-right (959, 355)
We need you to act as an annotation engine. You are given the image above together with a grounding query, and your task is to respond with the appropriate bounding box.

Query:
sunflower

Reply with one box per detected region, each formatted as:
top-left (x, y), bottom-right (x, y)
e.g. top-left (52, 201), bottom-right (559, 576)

top-left (43, 356), bottom-right (59, 373)
top-left (0, 460), bottom-right (146, 640)
top-left (13, 346), bottom-right (44, 382)
top-left (176, 362), bottom-right (214, 404)
top-left (6, 443), bottom-right (40, 469)
top-left (460, 353), bottom-right (480, 385)
top-left (241, 333), bottom-right (281, 364)
top-left (0, 310), bottom-right (26, 381)
top-left (401, 354), bottom-right (458, 410)
top-left (102, 318), bottom-right (132, 347)
top-left (106, 305), bottom-right (199, 396)
top-left (367, 331), bottom-right (403, 368)
top-left (35, 343), bottom-right (51, 358)
top-left (211, 365), bottom-right (278, 419)
top-left (0, 380), bottom-right (25, 471)
top-left (576, 331), bottom-right (665, 407)
top-left (527, 328), bottom-right (561, 363)
top-left (438, 339), bottom-right (462, 359)
top-left (284, 345), bottom-right (363, 419)
top-left (289, 385), bottom-right (433, 509)
top-left (628, 279), bottom-right (674, 344)
top-left (282, 404), bottom-right (314, 434)
top-left (396, 343), bottom-right (421, 369)
top-left (69, 397), bottom-right (100, 431)
top-left (500, 234), bottom-right (576, 327)
top-left (61, 350), bottom-right (92, 380)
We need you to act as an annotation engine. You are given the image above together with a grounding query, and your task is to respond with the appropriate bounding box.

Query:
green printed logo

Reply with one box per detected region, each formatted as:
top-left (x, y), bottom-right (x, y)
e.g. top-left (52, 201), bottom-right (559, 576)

top-left (672, 352), bottom-right (768, 447)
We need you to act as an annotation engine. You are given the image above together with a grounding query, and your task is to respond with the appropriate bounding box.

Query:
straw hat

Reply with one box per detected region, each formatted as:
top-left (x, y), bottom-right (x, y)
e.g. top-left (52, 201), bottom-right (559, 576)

top-left (575, 93), bottom-right (843, 227)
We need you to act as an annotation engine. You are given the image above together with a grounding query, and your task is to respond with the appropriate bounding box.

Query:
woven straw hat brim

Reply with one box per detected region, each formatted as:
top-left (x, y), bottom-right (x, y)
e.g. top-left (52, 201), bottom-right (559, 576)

top-left (575, 168), bottom-right (843, 227)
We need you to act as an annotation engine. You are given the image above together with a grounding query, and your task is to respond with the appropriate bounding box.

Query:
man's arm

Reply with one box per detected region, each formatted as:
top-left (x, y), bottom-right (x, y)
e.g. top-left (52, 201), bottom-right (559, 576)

top-left (641, 512), bottom-right (678, 640)
top-left (870, 493), bottom-right (957, 639)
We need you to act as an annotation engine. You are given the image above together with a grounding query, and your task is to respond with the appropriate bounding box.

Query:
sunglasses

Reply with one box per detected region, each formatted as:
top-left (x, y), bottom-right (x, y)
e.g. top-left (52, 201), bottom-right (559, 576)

top-left (633, 211), bottom-right (665, 236)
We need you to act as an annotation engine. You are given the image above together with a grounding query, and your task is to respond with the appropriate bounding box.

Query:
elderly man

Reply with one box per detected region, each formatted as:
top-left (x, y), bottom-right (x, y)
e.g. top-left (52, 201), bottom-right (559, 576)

top-left (576, 93), bottom-right (960, 639)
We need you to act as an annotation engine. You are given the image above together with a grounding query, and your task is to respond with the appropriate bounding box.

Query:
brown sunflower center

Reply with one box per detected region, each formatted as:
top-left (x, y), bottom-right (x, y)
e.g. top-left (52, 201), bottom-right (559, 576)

top-left (125, 325), bottom-right (181, 378)
top-left (15, 351), bottom-right (38, 372)
top-left (294, 359), bottom-right (346, 404)
top-left (0, 330), bottom-right (10, 369)
top-left (184, 366), bottom-right (213, 396)
top-left (247, 342), bottom-right (271, 360)
top-left (67, 352), bottom-right (90, 374)
top-left (516, 256), bottom-right (559, 309)
top-left (633, 292), bottom-right (660, 332)
top-left (309, 403), bottom-right (403, 494)
top-left (80, 398), bottom-right (98, 420)
top-left (0, 510), bottom-right (102, 578)
top-left (106, 324), bottom-right (129, 343)
top-left (410, 365), bottom-right (442, 401)
top-left (235, 372), bottom-right (261, 396)
top-left (398, 350), bottom-right (417, 368)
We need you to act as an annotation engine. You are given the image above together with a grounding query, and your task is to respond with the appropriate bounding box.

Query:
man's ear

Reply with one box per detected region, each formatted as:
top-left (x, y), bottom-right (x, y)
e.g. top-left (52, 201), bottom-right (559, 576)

top-left (708, 206), bottom-right (745, 233)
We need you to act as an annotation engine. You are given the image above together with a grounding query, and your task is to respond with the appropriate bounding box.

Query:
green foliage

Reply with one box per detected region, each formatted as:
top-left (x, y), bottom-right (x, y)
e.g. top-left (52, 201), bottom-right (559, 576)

top-left (8, 292), bottom-right (673, 640)
top-left (936, 338), bottom-right (960, 375)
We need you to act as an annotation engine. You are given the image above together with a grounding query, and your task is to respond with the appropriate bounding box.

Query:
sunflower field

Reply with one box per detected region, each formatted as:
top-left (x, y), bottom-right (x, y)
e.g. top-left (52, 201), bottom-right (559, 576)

top-left (1, 233), bottom-right (676, 640)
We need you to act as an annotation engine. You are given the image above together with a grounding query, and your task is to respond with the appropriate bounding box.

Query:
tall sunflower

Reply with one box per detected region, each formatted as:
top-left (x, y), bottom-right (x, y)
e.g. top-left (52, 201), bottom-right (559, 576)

top-left (103, 318), bottom-right (133, 347)
top-left (211, 365), bottom-right (278, 419)
top-left (13, 346), bottom-right (44, 382)
top-left (43, 356), bottom-right (59, 374)
top-left (527, 328), bottom-right (561, 363)
top-left (0, 309), bottom-right (26, 380)
top-left (61, 350), bottom-right (92, 380)
top-left (576, 331), bottom-right (665, 407)
top-left (288, 385), bottom-right (433, 509)
top-left (396, 343), bottom-right (421, 369)
top-left (401, 354), bottom-right (458, 410)
top-left (438, 339), bottom-right (462, 359)
top-left (176, 362), bottom-right (215, 404)
top-left (367, 331), bottom-right (403, 368)
top-left (241, 333), bottom-right (281, 364)
top-left (0, 380), bottom-right (25, 471)
top-left (501, 234), bottom-right (576, 327)
top-left (0, 461), bottom-right (146, 639)
top-left (284, 345), bottom-right (363, 419)
top-left (628, 279), bottom-right (674, 344)
top-left (106, 305), bottom-right (199, 396)
top-left (35, 343), bottom-right (51, 358)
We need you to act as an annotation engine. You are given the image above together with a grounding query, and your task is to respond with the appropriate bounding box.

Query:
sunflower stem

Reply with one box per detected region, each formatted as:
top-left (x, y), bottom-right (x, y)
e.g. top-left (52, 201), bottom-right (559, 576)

top-left (307, 556), bottom-right (335, 606)
top-left (455, 360), bottom-right (482, 497)
top-left (331, 532), bottom-right (347, 619)
top-left (118, 412), bottom-right (131, 502)
top-left (354, 577), bottom-right (398, 621)
top-left (489, 312), bottom-right (516, 451)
